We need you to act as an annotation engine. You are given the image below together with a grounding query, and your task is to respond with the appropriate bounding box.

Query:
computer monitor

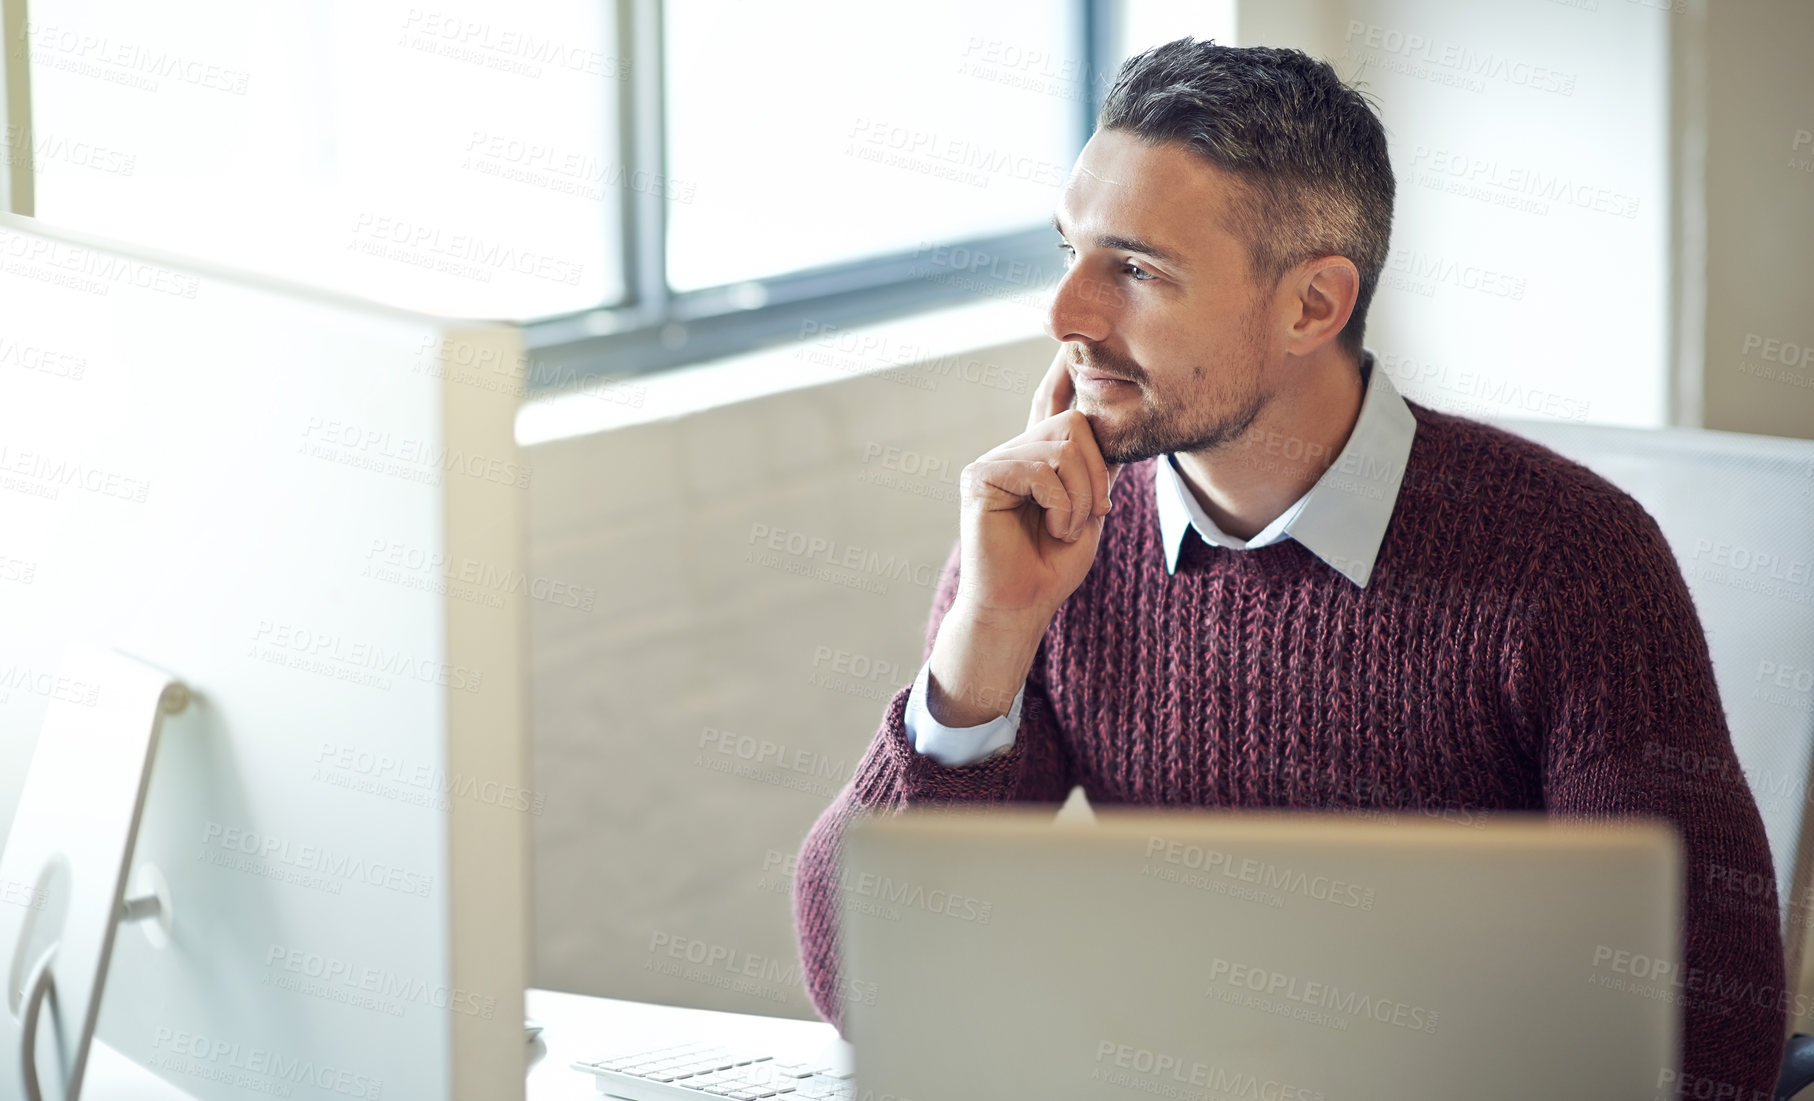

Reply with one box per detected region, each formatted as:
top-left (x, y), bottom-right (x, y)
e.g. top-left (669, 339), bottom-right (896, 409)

top-left (0, 213), bottom-right (529, 1100)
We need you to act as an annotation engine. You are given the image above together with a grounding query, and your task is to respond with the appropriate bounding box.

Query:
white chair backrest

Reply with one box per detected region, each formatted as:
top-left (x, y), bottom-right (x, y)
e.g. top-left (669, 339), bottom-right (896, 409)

top-left (1486, 417), bottom-right (1814, 964)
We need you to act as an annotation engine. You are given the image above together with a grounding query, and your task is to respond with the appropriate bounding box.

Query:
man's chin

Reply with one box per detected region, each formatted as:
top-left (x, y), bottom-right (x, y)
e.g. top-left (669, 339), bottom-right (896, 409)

top-left (1080, 418), bottom-right (1162, 467)
top-left (1096, 441), bottom-right (1162, 467)
top-left (1072, 405), bottom-right (1134, 462)
top-left (1066, 406), bottom-right (1153, 467)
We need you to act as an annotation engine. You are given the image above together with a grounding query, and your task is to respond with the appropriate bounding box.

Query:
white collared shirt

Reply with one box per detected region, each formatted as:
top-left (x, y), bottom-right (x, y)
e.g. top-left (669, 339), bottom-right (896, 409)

top-left (1153, 351), bottom-right (1416, 586)
top-left (908, 353), bottom-right (1419, 766)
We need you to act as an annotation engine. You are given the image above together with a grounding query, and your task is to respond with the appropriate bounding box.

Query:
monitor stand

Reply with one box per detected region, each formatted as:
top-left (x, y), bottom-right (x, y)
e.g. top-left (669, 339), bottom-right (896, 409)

top-left (0, 646), bottom-right (187, 1101)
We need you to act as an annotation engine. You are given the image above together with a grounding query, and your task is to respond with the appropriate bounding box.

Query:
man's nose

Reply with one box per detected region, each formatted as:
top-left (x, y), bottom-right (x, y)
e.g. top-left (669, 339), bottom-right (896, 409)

top-left (1045, 264), bottom-right (1117, 345)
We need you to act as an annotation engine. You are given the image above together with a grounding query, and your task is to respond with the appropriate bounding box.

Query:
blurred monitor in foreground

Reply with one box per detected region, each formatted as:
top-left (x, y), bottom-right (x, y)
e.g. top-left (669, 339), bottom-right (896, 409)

top-left (0, 213), bottom-right (529, 1101)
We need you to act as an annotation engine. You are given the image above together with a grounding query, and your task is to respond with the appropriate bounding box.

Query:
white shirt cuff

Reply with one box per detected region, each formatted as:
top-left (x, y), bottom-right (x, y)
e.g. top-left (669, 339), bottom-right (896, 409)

top-left (903, 660), bottom-right (1023, 767)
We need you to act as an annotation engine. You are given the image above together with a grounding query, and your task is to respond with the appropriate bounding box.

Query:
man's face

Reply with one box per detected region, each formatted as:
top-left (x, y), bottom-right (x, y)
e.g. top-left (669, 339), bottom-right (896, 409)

top-left (1047, 129), bottom-right (1279, 466)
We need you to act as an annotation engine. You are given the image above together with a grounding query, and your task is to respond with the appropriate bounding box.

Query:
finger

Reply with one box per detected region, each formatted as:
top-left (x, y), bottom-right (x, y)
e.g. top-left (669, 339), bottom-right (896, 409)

top-left (1051, 410), bottom-right (1115, 526)
top-left (1026, 348), bottom-right (1072, 433)
top-left (984, 439), bottom-right (1098, 541)
top-left (978, 459), bottom-right (1077, 542)
top-left (966, 458), bottom-right (1080, 542)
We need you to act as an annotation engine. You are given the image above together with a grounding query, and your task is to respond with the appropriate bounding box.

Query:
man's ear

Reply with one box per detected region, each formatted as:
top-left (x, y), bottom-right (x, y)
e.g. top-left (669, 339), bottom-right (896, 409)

top-left (1284, 256), bottom-right (1360, 356)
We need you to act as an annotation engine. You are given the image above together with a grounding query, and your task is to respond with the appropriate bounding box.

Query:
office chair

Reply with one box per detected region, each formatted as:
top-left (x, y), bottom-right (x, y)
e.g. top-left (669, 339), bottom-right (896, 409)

top-left (1782, 1035), bottom-right (1814, 1100)
top-left (1486, 417), bottom-right (1814, 1098)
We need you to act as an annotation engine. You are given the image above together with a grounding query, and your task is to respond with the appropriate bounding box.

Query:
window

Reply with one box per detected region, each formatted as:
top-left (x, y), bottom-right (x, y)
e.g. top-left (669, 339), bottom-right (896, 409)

top-left (17, 0), bottom-right (1159, 389)
top-left (13, 2), bottom-right (1666, 428)
top-left (25, 0), bottom-right (620, 320)
top-left (663, 2), bottom-right (1080, 292)
top-left (531, 0), bottom-right (1108, 387)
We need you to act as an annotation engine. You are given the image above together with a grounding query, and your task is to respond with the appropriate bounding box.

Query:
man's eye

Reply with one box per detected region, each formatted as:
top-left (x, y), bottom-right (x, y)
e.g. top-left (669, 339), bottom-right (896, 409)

top-left (1124, 262), bottom-right (1154, 281)
top-left (1056, 241), bottom-right (1075, 263)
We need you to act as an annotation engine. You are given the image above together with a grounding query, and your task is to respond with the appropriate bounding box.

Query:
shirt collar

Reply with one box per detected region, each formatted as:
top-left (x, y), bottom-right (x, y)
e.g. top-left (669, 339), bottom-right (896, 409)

top-left (1155, 352), bottom-right (1417, 587)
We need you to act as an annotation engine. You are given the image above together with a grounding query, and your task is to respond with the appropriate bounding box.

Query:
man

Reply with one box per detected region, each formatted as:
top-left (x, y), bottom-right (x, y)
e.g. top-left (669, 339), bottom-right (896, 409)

top-left (793, 38), bottom-right (1784, 1094)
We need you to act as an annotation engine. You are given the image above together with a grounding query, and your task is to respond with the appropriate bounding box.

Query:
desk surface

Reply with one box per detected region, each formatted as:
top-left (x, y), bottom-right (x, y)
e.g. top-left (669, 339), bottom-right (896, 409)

top-left (527, 988), bottom-right (849, 1099)
top-left (80, 989), bottom-right (847, 1099)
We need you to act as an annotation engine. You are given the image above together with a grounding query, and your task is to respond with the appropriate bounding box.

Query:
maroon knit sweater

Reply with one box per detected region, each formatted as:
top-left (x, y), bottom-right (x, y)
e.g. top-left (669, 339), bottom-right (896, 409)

top-left (792, 401), bottom-right (1785, 1092)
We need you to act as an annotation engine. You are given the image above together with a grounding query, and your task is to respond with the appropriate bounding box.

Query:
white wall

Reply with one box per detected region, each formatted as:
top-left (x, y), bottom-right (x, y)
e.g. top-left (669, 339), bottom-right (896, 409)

top-left (1242, 0), bottom-right (1671, 429)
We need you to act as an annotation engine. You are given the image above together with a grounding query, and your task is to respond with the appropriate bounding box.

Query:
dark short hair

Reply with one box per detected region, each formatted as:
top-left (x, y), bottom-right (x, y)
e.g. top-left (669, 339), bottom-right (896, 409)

top-left (1098, 38), bottom-right (1394, 356)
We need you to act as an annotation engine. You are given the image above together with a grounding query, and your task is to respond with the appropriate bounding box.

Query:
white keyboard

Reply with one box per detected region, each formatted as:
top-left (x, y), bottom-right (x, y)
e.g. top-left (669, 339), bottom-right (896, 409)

top-left (573, 1043), bottom-right (858, 1100)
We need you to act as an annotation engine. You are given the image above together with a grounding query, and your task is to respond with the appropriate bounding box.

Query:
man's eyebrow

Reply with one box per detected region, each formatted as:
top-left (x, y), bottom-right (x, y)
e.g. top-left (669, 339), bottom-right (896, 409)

top-left (1051, 214), bottom-right (1189, 269)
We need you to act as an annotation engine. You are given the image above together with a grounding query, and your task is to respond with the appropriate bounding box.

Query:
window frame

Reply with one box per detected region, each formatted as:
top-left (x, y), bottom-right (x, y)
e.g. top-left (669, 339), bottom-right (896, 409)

top-left (522, 0), bottom-right (1118, 392)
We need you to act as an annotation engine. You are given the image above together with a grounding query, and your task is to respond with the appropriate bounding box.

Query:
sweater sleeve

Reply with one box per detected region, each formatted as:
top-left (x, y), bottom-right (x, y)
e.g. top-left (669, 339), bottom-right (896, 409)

top-left (1511, 495), bottom-right (1785, 1095)
top-left (790, 539), bottom-right (1077, 1033)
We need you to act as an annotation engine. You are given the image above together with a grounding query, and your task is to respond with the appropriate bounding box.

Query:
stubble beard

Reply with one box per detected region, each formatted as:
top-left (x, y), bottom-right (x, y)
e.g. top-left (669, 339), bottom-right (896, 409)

top-left (1070, 330), bottom-right (1272, 467)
